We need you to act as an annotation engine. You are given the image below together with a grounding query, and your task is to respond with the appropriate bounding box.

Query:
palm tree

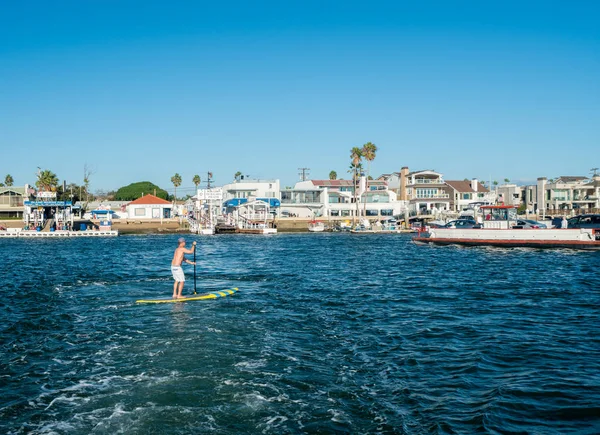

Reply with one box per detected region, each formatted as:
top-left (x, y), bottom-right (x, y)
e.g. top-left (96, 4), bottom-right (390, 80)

top-left (4, 174), bottom-right (14, 186)
top-left (329, 170), bottom-right (337, 180)
top-left (361, 142), bottom-right (377, 215)
top-left (36, 169), bottom-right (59, 191)
top-left (192, 174), bottom-right (201, 190)
top-left (171, 173), bottom-right (182, 202)
top-left (350, 147), bottom-right (363, 223)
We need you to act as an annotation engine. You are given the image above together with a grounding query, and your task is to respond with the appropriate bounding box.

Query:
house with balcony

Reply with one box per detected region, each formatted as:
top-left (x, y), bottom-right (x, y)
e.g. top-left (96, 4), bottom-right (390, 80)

top-left (280, 178), bottom-right (406, 218)
top-left (400, 169), bottom-right (450, 216)
top-left (443, 179), bottom-right (492, 212)
top-left (536, 175), bottom-right (600, 216)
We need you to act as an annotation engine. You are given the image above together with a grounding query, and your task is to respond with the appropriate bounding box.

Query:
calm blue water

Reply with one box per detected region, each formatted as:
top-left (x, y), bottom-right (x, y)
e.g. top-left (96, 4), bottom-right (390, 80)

top-left (1, 234), bottom-right (599, 434)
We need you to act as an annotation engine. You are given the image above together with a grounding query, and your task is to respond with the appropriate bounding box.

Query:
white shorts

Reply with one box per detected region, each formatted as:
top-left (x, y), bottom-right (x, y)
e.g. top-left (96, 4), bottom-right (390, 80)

top-left (171, 266), bottom-right (185, 282)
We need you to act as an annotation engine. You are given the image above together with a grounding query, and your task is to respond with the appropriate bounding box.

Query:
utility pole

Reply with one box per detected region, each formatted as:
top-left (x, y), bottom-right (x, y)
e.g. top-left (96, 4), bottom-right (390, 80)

top-left (207, 171), bottom-right (213, 188)
top-left (298, 167), bottom-right (310, 181)
top-left (591, 168), bottom-right (599, 176)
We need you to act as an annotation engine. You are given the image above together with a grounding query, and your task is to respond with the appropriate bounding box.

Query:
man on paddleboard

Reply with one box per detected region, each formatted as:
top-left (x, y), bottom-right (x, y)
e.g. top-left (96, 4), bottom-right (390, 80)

top-left (171, 237), bottom-right (196, 298)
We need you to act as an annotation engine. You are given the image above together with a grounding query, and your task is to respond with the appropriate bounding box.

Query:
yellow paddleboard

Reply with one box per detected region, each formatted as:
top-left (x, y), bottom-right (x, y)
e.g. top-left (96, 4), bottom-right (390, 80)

top-left (136, 288), bottom-right (239, 304)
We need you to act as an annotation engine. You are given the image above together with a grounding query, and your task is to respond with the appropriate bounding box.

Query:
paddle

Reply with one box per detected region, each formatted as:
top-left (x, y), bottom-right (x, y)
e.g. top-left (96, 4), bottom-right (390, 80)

top-left (193, 241), bottom-right (197, 294)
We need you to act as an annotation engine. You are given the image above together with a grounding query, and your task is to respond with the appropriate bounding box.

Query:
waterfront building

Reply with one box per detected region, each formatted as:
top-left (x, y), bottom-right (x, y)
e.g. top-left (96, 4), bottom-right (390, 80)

top-left (376, 172), bottom-right (401, 194)
top-left (536, 175), bottom-right (600, 216)
top-left (0, 185), bottom-right (34, 219)
top-left (280, 179), bottom-right (406, 218)
top-left (443, 179), bottom-right (493, 212)
top-left (397, 168), bottom-right (450, 216)
top-left (221, 178), bottom-right (281, 209)
top-left (23, 189), bottom-right (75, 230)
top-left (126, 194), bottom-right (172, 219)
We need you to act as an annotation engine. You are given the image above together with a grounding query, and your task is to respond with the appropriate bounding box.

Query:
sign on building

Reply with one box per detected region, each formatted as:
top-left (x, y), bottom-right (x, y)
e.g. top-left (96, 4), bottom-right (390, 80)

top-left (197, 188), bottom-right (223, 201)
top-left (37, 191), bottom-right (57, 199)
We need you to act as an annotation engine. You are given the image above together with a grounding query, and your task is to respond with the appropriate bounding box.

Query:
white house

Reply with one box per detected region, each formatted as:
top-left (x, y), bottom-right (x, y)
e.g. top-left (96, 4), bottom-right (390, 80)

top-left (126, 194), bottom-right (173, 219)
top-left (221, 178), bottom-right (281, 209)
top-left (280, 179), bottom-right (407, 218)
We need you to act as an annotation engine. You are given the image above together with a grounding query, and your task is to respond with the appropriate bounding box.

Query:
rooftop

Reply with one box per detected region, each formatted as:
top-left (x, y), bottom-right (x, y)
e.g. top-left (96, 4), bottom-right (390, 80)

top-left (445, 180), bottom-right (489, 193)
top-left (128, 194), bottom-right (171, 205)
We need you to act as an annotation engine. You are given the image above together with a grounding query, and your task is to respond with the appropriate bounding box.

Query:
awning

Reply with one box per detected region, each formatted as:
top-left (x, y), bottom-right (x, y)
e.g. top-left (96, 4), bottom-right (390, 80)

top-left (91, 210), bottom-right (115, 215)
top-left (223, 198), bottom-right (281, 208)
top-left (223, 198), bottom-right (248, 207)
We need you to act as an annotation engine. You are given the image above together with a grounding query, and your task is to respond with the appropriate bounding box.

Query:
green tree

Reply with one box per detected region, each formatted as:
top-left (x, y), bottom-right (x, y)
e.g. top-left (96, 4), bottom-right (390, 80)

top-left (114, 181), bottom-right (169, 201)
top-left (234, 171), bottom-right (242, 181)
top-left (329, 170), bottom-right (337, 180)
top-left (504, 178), bottom-right (510, 184)
top-left (361, 142), bottom-right (377, 215)
top-left (192, 174), bottom-right (201, 189)
top-left (171, 173), bottom-right (182, 202)
top-left (36, 169), bottom-right (59, 191)
top-left (350, 147), bottom-right (363, 223)
top-left (4, 174), bottom-right (14, 186)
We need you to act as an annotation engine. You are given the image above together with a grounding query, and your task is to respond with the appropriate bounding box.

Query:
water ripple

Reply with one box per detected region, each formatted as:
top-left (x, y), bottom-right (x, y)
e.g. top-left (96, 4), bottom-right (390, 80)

top-left (0, 234), bottom-right (599, 433)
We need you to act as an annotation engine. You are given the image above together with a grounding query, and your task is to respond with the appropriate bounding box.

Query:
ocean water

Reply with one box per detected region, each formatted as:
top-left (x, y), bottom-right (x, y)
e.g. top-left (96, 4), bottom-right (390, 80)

top-left (1, 234), bottom-right (599, 434)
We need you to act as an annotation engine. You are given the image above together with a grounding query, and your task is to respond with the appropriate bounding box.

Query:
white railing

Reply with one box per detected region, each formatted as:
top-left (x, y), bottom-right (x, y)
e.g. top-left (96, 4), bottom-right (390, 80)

top-left (415, 193), bottom-right (450, 199)
top-left (412, 179), bottom-right (442, 185)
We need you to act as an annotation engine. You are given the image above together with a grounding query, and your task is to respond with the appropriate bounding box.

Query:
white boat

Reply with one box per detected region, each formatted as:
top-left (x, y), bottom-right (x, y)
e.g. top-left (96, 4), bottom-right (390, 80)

top-left (308, 220), bottom-right (325, 232)
top-left (413, 205), bottom-right (600, 250)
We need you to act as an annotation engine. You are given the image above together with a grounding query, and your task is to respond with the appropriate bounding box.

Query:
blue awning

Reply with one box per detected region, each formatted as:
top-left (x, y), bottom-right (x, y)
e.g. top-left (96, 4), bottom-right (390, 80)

top-left (223, 198), bottom-right (248, 207)
top-left (91, 210), bottom-right (115, 215)
top-left (258, 198), bottom-right (280, 208)
top-left (223, 198), bottom-right (280, 208)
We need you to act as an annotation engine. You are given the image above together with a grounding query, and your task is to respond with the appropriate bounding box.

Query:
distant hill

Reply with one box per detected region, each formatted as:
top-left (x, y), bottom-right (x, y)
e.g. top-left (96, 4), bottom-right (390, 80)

top-left (114, 181), bottom-right (169, 201)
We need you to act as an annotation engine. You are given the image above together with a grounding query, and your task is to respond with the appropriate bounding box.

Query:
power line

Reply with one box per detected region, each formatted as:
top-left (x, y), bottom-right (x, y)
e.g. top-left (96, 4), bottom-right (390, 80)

top-left (298, 167), bottom-right (310, 181)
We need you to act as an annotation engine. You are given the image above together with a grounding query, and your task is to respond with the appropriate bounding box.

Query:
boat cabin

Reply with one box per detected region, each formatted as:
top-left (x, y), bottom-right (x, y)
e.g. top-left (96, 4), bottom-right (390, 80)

top-left (481, 205), bottom-right (518, 229)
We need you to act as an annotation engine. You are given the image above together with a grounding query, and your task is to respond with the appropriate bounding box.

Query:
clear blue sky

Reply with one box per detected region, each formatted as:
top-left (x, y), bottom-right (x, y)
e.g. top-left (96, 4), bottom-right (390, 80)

top-left (1, 0), bottom-right (598, 194)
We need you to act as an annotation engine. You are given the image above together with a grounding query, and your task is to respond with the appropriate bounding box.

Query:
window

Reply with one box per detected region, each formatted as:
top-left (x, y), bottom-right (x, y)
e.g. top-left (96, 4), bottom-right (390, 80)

top-left (366, 209), bottom-right (378, 216)
top-left (134, 208), bottom-right (146, 217)
top-left (330, 210), bottom-right (340, 216)
top-left (381, 209), bottom-right (393, 216)
top-left (462, 193), bottom-right (470, 200)
top-left (341, 210), bottom-right (351, 217)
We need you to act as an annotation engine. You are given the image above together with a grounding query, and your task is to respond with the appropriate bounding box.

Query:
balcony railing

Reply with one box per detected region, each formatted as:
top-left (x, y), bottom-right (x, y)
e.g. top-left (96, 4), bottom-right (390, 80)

top-left (415, 193), bottom-right (450, 199)
top-left (411, 179), bottom-right (442, 185)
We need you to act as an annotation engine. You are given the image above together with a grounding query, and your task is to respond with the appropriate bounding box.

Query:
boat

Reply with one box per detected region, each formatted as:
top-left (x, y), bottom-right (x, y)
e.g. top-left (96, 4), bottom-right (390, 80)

top-left (413, 205), bottom-right (600, 250)
top-left (308, 220), bottom-right (325, 232)
top-left (350, 219), bottom-right (376, 234)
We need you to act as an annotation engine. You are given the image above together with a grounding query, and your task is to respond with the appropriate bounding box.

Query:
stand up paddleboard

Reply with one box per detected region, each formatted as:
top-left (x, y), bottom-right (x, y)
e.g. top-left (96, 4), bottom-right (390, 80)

top-left (136, 288), bottom-right (239, 304)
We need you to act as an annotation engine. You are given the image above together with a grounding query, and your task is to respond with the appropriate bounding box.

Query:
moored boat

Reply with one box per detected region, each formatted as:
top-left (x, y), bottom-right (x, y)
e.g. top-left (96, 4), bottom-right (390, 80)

top-left (308, 220), bottom-right (325, 232)
top-left (413, 205), bottom-right (600, 250)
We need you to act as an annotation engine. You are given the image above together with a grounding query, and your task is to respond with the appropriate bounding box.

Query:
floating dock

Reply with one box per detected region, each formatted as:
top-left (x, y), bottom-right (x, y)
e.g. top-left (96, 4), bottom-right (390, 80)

top-left (0, 229), bottom-right (118, 238)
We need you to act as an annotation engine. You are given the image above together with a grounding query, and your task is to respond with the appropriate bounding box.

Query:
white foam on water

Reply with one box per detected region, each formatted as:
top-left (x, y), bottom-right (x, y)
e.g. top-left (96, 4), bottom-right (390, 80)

top-left (235, 359), bottom-right (267, 371)
top-left (265, 415), bottom-right (289, 427)
top-left (207, 327), bottom-right (222, 333)
top-left (328, 408), bottom-right (351, 424)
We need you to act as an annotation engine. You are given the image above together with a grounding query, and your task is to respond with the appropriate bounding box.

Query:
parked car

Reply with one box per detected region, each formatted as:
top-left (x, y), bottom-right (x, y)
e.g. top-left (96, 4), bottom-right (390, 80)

top-left (522, 219), bottom-right (547, 228)
top-left (514, 219), bottom-right (547, 229)
top-left (567, 214), bottom-right (600, 229)
top-left (444, 219), bottom-right (478, 228)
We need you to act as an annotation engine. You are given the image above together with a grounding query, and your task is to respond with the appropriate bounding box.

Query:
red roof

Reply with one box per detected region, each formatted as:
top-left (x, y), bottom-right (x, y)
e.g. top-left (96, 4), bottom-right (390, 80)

top-left (128, 194), bottom-right (171, 205)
